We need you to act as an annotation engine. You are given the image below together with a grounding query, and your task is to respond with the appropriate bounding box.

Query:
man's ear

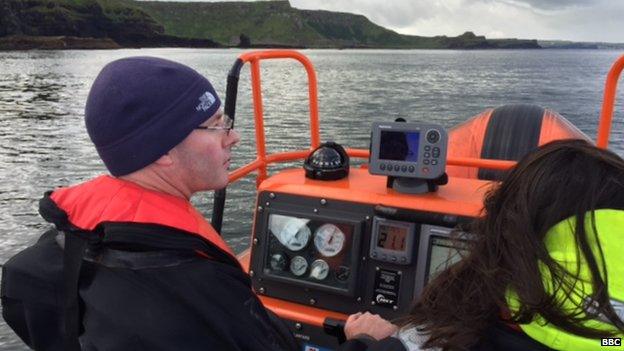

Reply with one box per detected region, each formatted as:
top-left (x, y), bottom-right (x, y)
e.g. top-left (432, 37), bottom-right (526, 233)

top-left (154, 152), bottom-right (174, 167)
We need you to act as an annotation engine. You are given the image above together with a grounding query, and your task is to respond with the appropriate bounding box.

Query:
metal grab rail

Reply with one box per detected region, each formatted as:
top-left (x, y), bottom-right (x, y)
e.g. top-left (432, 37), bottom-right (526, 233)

top-left (212, 50), bottom-right (320, 233)
top-left (224, 51), bottom-right (623, 191)
top-left (237, 50), bottom-right (320, 186)
top-left (597, 55), bottom-right (624, 148)
top-left (227, 148), bottom-right (517, 184)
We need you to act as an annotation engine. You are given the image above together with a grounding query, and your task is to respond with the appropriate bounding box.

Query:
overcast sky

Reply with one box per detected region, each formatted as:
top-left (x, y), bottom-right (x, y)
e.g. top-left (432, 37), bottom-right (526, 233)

top-left (164, 0), bottom-right (624, 42)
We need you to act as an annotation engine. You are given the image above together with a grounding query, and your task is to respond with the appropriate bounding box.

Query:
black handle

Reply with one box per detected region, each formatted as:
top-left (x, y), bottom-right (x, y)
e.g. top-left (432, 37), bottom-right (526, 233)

top-left (211, 58), bottom-right (244, 235)
top-left (323, 317), bottom-right (347, 344)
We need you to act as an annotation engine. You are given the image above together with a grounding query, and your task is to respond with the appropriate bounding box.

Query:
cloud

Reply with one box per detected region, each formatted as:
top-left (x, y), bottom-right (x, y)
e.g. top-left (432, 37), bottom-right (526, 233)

top-left (538, 1), bottom-right (624, 41)
top-left (291, 0), bottom-right (438, 28)
top-left (291, 0), bottom-right (623, 42)
top-left (389, 0), bottom-right (540, 38)
top-left (293, 0), bottom-right (534, 38)
top-left (497, 0), bottom-right (595, 11)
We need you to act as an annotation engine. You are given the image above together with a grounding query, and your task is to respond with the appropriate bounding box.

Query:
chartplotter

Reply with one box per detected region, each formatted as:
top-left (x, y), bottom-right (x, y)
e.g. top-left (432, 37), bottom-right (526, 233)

top-left (211, 50), bottom-right (624, 351)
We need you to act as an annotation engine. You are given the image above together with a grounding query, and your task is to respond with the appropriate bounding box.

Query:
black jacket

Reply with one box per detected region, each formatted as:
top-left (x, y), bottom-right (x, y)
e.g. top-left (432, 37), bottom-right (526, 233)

top-left (2, 194), bottom-right (298, 351)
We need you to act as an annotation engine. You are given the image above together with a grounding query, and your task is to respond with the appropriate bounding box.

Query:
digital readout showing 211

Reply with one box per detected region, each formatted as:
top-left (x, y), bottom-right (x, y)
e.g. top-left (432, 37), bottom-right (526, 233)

top-left (377, 224), bottom-right (407, 252)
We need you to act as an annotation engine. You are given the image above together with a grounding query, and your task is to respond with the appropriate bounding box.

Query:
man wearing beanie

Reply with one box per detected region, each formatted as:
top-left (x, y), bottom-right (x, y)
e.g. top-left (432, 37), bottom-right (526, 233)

top-left (1, 57), bottom-right (298, 351)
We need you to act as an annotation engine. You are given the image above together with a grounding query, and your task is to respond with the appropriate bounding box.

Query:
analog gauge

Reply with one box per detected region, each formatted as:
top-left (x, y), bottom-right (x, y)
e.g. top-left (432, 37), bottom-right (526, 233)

top-left (314, 224), bottom-right (346, 257)
top-left (336, 266), bottom-right (350, 282)
top-left (271, 216), bottom-right (311, 252)
top-left (309, 259), bottom-right (330, 281)
top-left (269, 253), bottom-right (288, 272)
top-left (289, 255), bottom-right (308, 277)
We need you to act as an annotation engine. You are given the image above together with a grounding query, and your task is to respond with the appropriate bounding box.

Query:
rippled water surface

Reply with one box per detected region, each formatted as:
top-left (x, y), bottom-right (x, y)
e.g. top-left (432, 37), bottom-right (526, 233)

top-left (0, 48), bottom-right (623, 349)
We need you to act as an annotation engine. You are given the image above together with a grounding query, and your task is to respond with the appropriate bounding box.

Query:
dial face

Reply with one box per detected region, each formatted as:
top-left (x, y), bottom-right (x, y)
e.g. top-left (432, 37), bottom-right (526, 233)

top-left (269, 253), bottom-right (288, 272)
top-left (336, 266), bottom-right (350, 281)
top-left (271, 215), bottom-right (311, 251)
top-left (314, 224), bottom-right (346, 257)
top-left (289, 255), bottom-right (308, 276)
top-left (309, 259), bottom-right (330, 281)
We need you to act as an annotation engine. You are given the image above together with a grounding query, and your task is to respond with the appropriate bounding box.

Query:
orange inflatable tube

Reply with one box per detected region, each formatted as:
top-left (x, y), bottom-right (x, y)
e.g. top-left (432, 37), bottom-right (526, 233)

top-left (447, 105), bottom-right (590, 179)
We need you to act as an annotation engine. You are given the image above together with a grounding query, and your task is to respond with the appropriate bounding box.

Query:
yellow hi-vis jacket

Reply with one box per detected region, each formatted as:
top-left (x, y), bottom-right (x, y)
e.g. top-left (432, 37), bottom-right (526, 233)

top-left (507, 209), bottom-right (624, 350)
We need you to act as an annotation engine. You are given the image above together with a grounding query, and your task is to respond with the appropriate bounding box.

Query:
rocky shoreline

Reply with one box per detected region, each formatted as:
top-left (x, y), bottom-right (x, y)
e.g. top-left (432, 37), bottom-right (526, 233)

top-left (0, 35), bottom-right (121, 50)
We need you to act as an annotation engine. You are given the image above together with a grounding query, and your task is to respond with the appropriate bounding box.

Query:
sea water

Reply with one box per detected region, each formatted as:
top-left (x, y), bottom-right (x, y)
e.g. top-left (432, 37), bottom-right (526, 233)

top-left (0, 48), bottom-right (623, 349)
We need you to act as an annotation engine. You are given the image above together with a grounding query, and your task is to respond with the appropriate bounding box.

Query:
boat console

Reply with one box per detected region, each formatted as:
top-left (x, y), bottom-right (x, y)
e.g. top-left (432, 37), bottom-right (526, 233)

top-left (219, 50), bottom-right (623, 351)
top-left (246, 120), bottom-right (472, 349)
top-left (248, 180), bottom-right (475, 349)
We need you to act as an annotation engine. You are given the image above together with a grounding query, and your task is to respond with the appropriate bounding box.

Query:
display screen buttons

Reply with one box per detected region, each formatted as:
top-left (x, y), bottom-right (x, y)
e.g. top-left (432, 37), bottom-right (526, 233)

top-left (426, 130), bottom-right (440, 143)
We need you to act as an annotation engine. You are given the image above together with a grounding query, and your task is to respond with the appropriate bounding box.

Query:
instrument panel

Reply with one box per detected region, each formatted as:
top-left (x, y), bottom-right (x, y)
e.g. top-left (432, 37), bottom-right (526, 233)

top-left (249, 191), bottom-right (471, 318)
top-left (263, 213), bottom-right (360, 295)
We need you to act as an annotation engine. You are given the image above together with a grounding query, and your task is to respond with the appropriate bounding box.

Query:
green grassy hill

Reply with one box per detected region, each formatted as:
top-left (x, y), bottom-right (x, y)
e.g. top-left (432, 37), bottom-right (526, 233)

top-left (134, 0), bottom-right (318, 46)
top-left (135, 0), bottom-right (395, 47)
top-left (134, 0), bottom-right (539, 48)
top-left (0, 0), bottom-right (540, 49)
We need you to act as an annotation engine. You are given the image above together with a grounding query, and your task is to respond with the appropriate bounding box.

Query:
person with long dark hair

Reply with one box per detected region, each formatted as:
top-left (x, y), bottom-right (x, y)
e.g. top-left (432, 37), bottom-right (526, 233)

top-left (340, 139), bottom-right (624, 350)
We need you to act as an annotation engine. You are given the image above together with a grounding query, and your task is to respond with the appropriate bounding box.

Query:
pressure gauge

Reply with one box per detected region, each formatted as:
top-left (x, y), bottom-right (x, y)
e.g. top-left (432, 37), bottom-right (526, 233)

top-left (290, 255), bottom-right (308, 276)
top-left (271, 215), bottom-right (311, 251)
top-left (314, 224), bottom-right (346, 257)
top-left (269, 253), bottom-right (288, 272)
top-left (309, 259), bottom-right (330, 281)
top-left (336, 266), bottom-right (350, 281)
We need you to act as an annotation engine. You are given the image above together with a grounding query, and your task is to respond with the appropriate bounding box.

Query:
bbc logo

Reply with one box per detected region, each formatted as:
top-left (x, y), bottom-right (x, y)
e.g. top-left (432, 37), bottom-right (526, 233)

top-left (601, 338), bottom-right (621, 346)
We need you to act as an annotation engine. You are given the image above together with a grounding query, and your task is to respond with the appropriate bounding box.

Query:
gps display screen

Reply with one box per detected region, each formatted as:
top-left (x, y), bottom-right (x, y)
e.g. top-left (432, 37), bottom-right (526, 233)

top-left (376, 223), bottom-right (408, 252)
top-left (379, 131), bottom-right (420, 162)
top-left (427, 236), bottom-right (466, 282)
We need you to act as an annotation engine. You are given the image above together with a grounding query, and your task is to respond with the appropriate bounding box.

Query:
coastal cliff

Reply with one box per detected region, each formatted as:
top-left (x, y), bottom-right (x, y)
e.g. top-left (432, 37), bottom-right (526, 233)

top-left (136, 0), bottom-right (540, 49)
top-left (0, 0), bottom-right (220, 49)
top-left (0, 0), bottom-right (540, 50)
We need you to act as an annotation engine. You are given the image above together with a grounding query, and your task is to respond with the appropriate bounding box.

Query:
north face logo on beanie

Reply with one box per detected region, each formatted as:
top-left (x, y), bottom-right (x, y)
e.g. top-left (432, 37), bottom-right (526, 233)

top-left (196, 91), bottom-right (216, 112)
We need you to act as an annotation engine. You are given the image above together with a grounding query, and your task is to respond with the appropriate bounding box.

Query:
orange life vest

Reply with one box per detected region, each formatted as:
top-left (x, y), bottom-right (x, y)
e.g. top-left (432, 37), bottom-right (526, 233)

top-left (50, 175), bottom-right (234, 257)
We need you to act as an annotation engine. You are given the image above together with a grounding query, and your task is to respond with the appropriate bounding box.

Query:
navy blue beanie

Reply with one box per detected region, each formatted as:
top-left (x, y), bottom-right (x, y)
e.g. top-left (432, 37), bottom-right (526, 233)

top-left (85, 56), bottom-right (221, 176)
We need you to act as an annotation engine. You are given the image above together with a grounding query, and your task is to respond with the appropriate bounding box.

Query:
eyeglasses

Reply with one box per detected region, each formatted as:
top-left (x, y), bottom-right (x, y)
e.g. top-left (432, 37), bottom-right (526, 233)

top-left (195, 114), bottom-right (234, 136)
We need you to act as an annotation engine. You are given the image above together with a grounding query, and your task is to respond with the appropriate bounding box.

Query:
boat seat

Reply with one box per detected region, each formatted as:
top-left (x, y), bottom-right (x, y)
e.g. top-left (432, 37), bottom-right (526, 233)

top-left (446, 104), bottom-right (590, 180)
